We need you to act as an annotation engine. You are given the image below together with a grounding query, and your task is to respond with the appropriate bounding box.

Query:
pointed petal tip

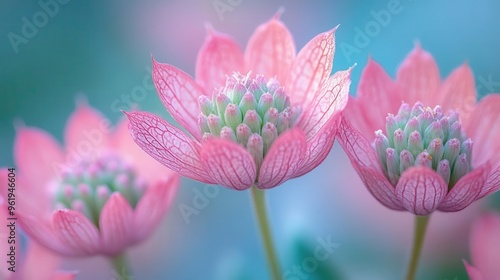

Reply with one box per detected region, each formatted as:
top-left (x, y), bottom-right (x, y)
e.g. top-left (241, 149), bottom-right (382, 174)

top-left (204, 22), bottom-right (216, 36)
top-left (272, 7), bottom-right (285, 20)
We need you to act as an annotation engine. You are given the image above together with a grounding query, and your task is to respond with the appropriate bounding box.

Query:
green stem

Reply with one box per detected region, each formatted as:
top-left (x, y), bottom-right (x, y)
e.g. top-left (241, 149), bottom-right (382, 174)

top-left (111, 253), bottom-right (131, 280)
top-left (405, 215), bottom-right (431, 280)
top-left (250, 186), bottom-right (281, 280)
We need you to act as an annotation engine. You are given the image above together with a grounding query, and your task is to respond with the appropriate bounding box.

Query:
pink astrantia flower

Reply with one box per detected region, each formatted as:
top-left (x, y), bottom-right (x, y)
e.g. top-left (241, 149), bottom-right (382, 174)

top-left (1, 171), bottom-right (76, 280)
top-left (126, 13), bottom-right (351, 190)
top-left (464, 213), bottom-right (500, 280)
top-left (8, 102), bottom-right (178, 257)
top-left (339, 45), bottom-right (500, 215)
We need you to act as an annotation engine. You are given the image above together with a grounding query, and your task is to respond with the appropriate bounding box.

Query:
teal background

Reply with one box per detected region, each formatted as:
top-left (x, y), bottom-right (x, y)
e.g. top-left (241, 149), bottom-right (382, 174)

top-left (1, 0), bottom-right (500, 279)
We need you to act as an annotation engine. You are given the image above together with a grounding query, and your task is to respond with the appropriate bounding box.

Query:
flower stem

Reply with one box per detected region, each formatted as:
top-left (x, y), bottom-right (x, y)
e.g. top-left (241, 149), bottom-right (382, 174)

top-left (405, 215), bottom-right (431, 280)
top-left (111, 253), bottom-right (131, 280)
top-left (250, 186), bottom-right (281, 280)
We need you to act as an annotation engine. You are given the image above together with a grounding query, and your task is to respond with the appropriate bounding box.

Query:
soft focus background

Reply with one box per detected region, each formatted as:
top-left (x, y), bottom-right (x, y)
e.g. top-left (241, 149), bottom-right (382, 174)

top-left (1, 0), bottom-right (500, 279)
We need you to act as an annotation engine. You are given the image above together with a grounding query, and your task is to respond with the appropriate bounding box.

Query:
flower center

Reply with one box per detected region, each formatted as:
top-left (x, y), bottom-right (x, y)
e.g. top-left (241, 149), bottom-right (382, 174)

top-left (198, 72), bottom-right (301, 167)
top-left (373, 102), bottom-right (473, 189)
top-left (53, 152), bottom-right (146, 228)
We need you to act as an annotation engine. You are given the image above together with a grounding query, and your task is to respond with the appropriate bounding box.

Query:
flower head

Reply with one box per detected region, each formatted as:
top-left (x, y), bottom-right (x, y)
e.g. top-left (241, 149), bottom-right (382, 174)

top-left (7, 102), bottom-right (178, 257)
top-left (339, 45), bottom-right (500, 215)
top-left (464, 213), bottom-right (500, 280)
top-left (126, 13), bottom-right (351, 190)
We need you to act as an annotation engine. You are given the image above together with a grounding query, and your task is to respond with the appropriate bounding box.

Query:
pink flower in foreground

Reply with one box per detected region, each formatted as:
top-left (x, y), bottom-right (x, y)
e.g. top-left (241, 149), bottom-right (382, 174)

top-left (464, 213), bottom-right (500, 280)
top-left (339, 45), bottom-right (500, 215)
top-left (1, 172), bottom-right (76, 280)
top-left (8, 102), bottom-right (178, 257)
top-left (126, 13), bottom-right (351, 190)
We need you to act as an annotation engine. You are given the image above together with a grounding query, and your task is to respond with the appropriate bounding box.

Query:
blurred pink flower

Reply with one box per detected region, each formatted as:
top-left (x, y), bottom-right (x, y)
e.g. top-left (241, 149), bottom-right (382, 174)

top-left (7, 102), bottom-right (178, 257)
top-left (339, 45), bottom-right (500, 215)
top-left (126, 13), bottom-right (351, 190)
top-left (464, 213), bottom-right (500, 280)
top-left (0, 172), bottom-right (76, 280)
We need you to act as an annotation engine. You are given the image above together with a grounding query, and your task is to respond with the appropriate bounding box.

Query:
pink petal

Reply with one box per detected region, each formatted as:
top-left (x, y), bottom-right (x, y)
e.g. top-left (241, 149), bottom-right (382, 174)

top-left (286, 27), bottom-right (336, 108)
top-left (463, 260), bottom-right (485, 280)
top-left (479, 161), bottom-right (500, 199)
top-left (19, 242), bottom-right (63, 280)
top-left (470, 213), bottom-right (500, 279)
top-left (53, 209), bottom-right (100, 256)
top-left (396, 44), bottom-right (441, 106)
top-left (133, 175), bottom-right (179, 242)
top-left (195, 27), bottom-right (244, 93)
top-left (257, 128), bottom-right (307, 189)
top-left (15, 127), bottom-right (63, 184)
top-left (465, 94), bottom-right (500, 166)
top-left (125, 111), bottom-right (213, 184)
top-left (152, 58), bottom-right (206, 139)
top-left (395, 167), bottom-right (448, 215)
top-left (99, 193), bottom-right (134, 256)
top-left (113, 118), bottom-right (173, 183)
top-left (350, 58), bottom-right (400, 139)
top-left (437, 63), bottom-right (477, 121)
top-left (199, 139), bottom-right (256, 190)
top-left (245, 15), bottom-right (296, 82)
top-left (337, 118), bottom-right (404, 210)
top-left (298, 68), bottom-right (351, 140)
top-left (292, 115), bottom-right (340, 178)
top-left (438, 164), bottom-right (490, 212)
top-left (64, 102), bottom-right (109, 154)
top-left (52, 273), bottom-right (78, 280)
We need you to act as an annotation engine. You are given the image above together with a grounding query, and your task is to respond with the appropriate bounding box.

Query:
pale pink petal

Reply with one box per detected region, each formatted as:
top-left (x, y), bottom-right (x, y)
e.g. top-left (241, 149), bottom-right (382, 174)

top-left (99, 193), bottom-right (134, 256)
top-left (196, 27), bottom-right (244, 93)
top-left (20, 242), bottom-right (63, 280)
top-left (152, 58), bottom-right (206, 139)
top-left (64, 102), bottom-right (109, 154)
top-left (286, 27), bottom-right (336, 107)
top-left (351, 58), bottom-right (401, 138)
top-left (257, 128), bottom-right (307, 189)
top-left (396, 44), bottom-right (441, 106)
top-left (343, 97), bottom-right (376, 141)
top-left (292, 115), bottom-right (340, 178)
top-left (438, 164), bottom-right (490, 212)
top-left (298, 68), bottom-right (351, 140)
top-left (199, 139), bottom-right (256, 190)
top-left (395, 167), bottom-right (448, 215)
top-left (133, 175), bottom-right (179, 242)
top-left (14, 127), bottom-right (64, 185)
top-left (464, 260), bottom-right (485, 280)
top-left (245, 15), bottom-right (295, 82)
top-left (470, 213), bottom-right (500, 279)
top-left (113, 118), bottom-right (173, 183)
top-left (465, 94), bottom-right (500, 166)
top-left (53, 209), bottom-right (100, 256)
top-left (479, 161), bottom-right (500, 199)
top-left (337, 118), bottom-right (404, 210)
top-left (437, 63), bottom-right (477, 121)
top-left (125, 111), bottom-right (213, 184)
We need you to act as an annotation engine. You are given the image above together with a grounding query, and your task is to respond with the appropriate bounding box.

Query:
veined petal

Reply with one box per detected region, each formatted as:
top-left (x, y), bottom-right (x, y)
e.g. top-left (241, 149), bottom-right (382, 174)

top-left (245, 15), bottom-right (296, 82)
top-left (438, 164), bottom-right (490, 212)
top-left (134, 175), bottom-right (179, 242)
top-left (479, 161), bottom-right (500, 199)
top-left (438, 63), bottom-right (477, 121)
top-left (53, 209), bottom-right (100, 256)
top-left (125, 111), bottom-right (213, 183)
top-left (200, 139), bottom-right (256, 190)
top-left (396, 44), bottom-right (441, 106)
top-left (337, 118), bottom-right (404, 210)
top-left (286, 27), bottom-right (336, 107)
top-left (465, 94), bottom-right (500, 166)
top-left (292, 115), bottom-right (340, 178)
top-left (99, 193), bottom-right (134, 256)
top-left (257, 128), bottom-right (306, 189)
top-left (470, 214), bottom-right (500, 280)
top-left (64, 102), bottom-right (109, 154)
top-left (298, 68), bottom-right (351, 140)
top-left (196, 27), bottom-right (244, 93)
top-left (353, 58), bottom-right (400, 138)
top-left (152, 58), bottom-right (206, 139)
top-left (395, 167), bottom-right (448, 215)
